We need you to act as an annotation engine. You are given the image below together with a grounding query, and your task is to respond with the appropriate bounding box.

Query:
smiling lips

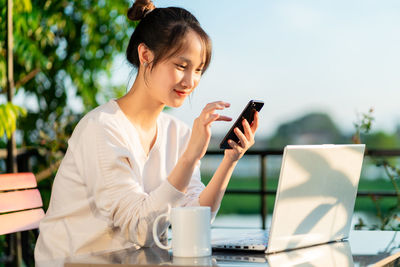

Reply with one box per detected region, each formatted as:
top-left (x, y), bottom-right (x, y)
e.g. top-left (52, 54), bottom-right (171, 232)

top-left (174, 89), bottom-right (192, 97)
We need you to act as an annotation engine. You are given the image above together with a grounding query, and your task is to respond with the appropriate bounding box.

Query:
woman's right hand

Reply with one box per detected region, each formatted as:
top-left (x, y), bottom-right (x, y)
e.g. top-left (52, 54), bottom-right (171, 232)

top-left (184, 101), bottom-right (232, 162)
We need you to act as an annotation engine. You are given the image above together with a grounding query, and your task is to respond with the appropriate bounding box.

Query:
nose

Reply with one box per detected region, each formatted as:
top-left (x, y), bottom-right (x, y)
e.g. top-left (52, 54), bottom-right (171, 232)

top-left (181, 72), bottom-right (196, 89)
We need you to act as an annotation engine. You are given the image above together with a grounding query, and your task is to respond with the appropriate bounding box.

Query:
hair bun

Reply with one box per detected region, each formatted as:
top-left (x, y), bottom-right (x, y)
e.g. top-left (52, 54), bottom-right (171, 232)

top-left (127, 0), bottom-right (156, 21)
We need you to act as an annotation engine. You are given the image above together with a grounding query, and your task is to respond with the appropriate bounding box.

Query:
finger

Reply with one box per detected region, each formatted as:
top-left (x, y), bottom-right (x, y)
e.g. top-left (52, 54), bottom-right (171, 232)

top-left (207, 101), bottom-right (230, 108)
top-left (203, 114), bottom-right (231, 126)
top-left (215, 115), bottom-right (232, 122)
top-left (203, 101), bottom-right (230, 113)
top-left (242, 118), bottom-right (254, 140)
top-left (250, 111), bottom-right (259, 133)
top-left (204, 113), bottom-right (220, 126)
top-left (234, 127), bottom-right (248, 148)
top-left (228, 139), bottom-right (242, 150)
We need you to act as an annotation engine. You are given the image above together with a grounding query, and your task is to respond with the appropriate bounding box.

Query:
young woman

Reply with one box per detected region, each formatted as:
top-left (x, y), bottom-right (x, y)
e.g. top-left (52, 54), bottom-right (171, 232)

top-left (35, 0), bottom-right (259, 260)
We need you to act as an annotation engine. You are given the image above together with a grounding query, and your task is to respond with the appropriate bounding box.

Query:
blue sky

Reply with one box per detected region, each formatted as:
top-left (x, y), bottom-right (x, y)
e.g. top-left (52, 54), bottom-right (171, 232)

top-left (154, 0), bottom-right (400, 138)
top-left (11, 0), bottom-right (397, 138)
top-left (121, 0), bottom-right (397, 137)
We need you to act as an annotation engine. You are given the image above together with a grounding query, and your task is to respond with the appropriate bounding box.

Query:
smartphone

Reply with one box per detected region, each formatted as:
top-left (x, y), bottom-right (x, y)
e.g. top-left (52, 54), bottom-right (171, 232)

top-left (219, 100), bottom-right (264, 149)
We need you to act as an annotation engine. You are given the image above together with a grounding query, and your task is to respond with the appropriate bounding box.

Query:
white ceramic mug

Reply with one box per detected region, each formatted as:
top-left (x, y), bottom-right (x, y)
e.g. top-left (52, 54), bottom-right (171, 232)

top-left (152, 206), bottom-right (211, 257)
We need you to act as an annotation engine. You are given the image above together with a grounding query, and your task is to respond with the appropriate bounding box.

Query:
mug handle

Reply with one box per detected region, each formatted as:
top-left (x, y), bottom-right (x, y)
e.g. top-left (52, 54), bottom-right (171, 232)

top-left (152, 213), bottom-right (171, 250)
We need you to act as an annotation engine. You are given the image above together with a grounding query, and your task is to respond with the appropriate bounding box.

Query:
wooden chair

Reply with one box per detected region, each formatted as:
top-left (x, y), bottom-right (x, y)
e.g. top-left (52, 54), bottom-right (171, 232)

top-left (0, 172), bottom-right (45, 264)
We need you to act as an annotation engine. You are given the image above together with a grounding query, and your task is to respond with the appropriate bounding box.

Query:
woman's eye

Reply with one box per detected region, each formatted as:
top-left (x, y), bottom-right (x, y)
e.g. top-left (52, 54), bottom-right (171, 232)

top-left (175, 64), bottom-right (186, 70)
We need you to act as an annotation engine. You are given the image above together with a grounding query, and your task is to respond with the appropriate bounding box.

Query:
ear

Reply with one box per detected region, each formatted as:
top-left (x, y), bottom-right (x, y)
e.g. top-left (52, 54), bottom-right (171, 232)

top-left (137, 43), bottom-right (154, 66)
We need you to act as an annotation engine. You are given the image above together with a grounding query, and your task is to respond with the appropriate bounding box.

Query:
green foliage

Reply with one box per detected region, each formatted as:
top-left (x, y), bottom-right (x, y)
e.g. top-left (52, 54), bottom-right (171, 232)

top-left (0, 102), bottom-right (26, 139)
top-left (14, 0), bottom-right (33, 13)
top-left (361, 131), bottom-right (400, 149)
top-left (0, 0), bottom-right (132, 146)
top-left (352, 108), bottom-right (374, 144)
top-left (352, 108), bottom-right (400, 230)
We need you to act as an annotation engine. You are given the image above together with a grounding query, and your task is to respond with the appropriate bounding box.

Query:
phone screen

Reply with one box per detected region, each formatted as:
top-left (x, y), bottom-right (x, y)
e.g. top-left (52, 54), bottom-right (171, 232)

top-left (219, 100), bottom-right (264, 149)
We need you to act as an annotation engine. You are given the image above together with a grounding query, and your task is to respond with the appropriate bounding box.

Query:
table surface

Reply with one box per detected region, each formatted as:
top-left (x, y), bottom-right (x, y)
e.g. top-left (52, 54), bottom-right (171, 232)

top-left (35, 229), bottom-right (400, 267)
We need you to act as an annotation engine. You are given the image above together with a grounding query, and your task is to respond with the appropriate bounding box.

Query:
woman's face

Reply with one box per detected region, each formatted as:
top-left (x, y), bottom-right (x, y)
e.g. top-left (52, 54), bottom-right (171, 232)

top-left (145, 30), bottom-right (206, 108)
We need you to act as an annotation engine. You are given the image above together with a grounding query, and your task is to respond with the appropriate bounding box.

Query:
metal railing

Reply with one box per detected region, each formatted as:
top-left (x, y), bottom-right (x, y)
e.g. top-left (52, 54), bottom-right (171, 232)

top-left (206, 148), bottom-right (400, 229)
top-left (1, 148), bottom-right (399, 229)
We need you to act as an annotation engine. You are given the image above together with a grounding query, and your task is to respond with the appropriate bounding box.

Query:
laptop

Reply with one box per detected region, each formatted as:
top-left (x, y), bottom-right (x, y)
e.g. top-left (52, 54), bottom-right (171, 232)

top-left (212, 144), bottom-right (365, 254)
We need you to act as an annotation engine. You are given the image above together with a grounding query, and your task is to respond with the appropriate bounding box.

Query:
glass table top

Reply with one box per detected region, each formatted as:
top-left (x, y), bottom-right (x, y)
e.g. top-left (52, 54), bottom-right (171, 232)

top-left (35, 229), bottom-right (400, 267)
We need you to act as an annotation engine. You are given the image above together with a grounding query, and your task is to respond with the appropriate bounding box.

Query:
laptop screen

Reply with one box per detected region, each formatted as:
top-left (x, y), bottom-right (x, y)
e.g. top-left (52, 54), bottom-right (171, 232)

top-left (267, 144), bottom-right (365, 253)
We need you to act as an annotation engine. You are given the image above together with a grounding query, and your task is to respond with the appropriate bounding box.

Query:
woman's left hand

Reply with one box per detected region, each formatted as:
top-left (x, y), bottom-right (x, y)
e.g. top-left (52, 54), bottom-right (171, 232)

top-left (224, 111), bottom-right (259, 162)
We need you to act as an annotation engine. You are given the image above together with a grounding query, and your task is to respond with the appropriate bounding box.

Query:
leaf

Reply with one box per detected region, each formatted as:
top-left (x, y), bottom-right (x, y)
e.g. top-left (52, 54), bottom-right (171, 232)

top-left (14, 0), bottom-right (32, 13)
top-left (0, 103), bottom-right (27, 139)
top-left (9, 102), bottom-right (27, 117)
top-left (0, 105), bottom-right (6, 137)
top-left (4, 104), bottom-right (15, 138)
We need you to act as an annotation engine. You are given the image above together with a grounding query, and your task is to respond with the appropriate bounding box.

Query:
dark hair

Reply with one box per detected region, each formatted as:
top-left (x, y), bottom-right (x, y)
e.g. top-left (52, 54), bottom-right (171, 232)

top-left (126, 0), bottom-right (212, 73)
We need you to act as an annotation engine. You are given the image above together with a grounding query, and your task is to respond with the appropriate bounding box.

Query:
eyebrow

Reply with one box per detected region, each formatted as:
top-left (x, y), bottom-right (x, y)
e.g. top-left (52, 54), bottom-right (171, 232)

top-left (178, 56), bottom-right (205, 67)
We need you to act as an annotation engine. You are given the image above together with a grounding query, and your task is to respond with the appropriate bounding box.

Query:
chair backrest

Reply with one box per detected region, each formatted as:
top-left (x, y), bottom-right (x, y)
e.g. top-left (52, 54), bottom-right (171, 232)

top-left (0, 173), bottom-right (45, 235)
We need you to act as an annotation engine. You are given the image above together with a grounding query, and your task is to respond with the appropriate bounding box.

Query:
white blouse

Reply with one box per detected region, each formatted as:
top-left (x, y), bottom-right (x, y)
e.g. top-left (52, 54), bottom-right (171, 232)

top-left (34, 99), bottom-right (216, 261)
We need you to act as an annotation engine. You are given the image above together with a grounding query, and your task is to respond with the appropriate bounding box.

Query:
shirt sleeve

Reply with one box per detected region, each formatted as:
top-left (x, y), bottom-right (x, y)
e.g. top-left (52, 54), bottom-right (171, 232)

top-left (176, 123), bottom-right (219, 222)
top-left (72, 119), bottom-right (185, 247)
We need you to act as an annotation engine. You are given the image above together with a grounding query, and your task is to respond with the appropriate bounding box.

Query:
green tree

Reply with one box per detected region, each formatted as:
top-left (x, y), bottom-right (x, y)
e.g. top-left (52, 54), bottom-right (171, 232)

top-left (0, 0), bottom-right (132, 147)
top-left (0, 102), bottom-right (26, 139)
top-left (268, 112), bottom-right (345, 148)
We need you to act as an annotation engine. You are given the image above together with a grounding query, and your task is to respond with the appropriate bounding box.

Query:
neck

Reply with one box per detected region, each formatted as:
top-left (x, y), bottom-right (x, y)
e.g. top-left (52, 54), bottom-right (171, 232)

top-left (117, 76), bottom-right (164, 131)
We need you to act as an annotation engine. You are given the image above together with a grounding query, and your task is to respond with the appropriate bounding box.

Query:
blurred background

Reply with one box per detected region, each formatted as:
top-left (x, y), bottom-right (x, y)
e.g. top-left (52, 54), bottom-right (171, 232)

top-left (1, 0), bottom-right (400, 265)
